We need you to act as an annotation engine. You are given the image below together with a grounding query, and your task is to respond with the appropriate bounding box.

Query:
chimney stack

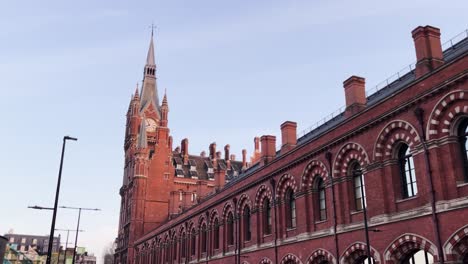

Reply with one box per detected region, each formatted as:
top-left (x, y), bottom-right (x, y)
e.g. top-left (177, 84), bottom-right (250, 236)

top-left (230, 154), bottom-right (236, 161)
top-left (181, 138), bottom-right (189, 164)
top-left (260, 135), bottom-right (276, 166)
top-left (280, 121), bottom-right (297, 154)
top-left (224, 144), bottom-right (230, 161)
top-left (242, 149), bottom-right (247, 170)
top-left (344, 76), bottom-right (366, 117)
top-left (200, 151), bottom-right (206, 157)
top-left (251, 137), bottom-right (261, 163)
top-left (175, 146), bottom-right (181, 153)
top-left (216, 151), bottom-right (222, 159)
top-left (209, 143), bottom-right (217, 159)
top-left (412, 25), bottom-right (444, 78)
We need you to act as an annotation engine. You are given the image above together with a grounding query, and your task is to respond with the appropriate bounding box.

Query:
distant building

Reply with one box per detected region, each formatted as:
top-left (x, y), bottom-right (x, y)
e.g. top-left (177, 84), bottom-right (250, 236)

top-left (3, 233), bottom-right (60, 255)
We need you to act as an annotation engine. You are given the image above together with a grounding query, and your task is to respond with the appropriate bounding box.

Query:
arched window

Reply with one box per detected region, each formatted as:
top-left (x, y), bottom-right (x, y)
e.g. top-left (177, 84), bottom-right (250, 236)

top-left (173, 236), bottom-right (178, 261)
top-left (458, 119), bottom-right (468, 182)
top-left (201, 224), bottom-right (207, 254)
top-left (190, 228), bottom-right (196, 256)
top-left (165, 240), bottom-right (170, 263)
top-left (227, 212), bottom-right (234, 245)
top-left (181, 233), bottom-right (186, 259)
top-left (398, 143), bottom-right (418, 198)
top-left (213, 218), bottom-right (219, 249)
top-left (316, 177), bottom-right (327, 221)
top-left (263, 199), bottom-right (272, 235)
top-left (243, 206), bottom-right (251, 241)
top-left (285, 188), bottom-right (296, 229)
top-left (351, 162), bottom-right (366, 211)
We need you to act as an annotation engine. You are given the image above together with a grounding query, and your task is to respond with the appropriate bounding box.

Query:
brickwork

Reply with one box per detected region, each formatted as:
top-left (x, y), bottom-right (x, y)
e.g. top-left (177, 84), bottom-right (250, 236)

top-left (116, 25), bottom-right (468, 264)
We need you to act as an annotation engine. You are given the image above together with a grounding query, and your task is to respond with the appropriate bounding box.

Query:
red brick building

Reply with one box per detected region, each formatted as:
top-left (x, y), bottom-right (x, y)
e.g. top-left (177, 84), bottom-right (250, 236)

top-left (114, 25), bottom-right (468, 264)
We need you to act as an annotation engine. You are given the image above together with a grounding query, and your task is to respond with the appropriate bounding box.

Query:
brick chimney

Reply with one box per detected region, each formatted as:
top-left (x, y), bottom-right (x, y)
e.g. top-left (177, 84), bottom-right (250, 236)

top-left (200, 151), bottom-right (206, 157)
top-left (224, 144), bottom-right (230, 160)
top-left (181, 138), bottom-right (189, 164)
top-left (344, 76), bottom-right (366, 117)
top-left (412, 25), bottom-right (444, 78)
top-left (230, 154), bottom-right (236, 161)
top-left (280, 121), bottom-right (297, 154)
top-left (209, 143), bottom-right (216, 159)
top-left (214, 165), bottom-right (226, 190)
top-left (216, 151), bottom-right (222, 159)
top-left (242, 149), bottom-right (247, 170)
top-left (251, 137), bottom-right (261, 163)
top-left (260, 135), bottom-right (276, 166)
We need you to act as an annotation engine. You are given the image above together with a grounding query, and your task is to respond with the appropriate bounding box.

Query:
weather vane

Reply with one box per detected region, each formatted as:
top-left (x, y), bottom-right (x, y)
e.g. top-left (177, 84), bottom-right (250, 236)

top-left (149, 23), bottom-right (157, 36)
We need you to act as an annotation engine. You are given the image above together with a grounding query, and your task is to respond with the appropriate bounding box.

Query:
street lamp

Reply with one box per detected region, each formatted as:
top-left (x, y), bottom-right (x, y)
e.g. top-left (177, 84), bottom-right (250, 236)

top-left (55, 229), bottom-right (84, 264)
top-left (47, 136), bottom-right (77, 264)
top-left (60, 206), bottom-right (100, 264)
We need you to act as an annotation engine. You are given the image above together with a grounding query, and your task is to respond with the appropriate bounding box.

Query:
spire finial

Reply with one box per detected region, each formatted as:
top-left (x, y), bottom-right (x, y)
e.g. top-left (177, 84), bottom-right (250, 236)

top-left (162, 89), bottom-right (168, 106)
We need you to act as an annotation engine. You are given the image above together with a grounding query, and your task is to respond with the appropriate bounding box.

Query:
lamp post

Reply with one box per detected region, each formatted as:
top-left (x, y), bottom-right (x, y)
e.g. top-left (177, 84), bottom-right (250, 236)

top-left (354, 169), bottom-right (372, 264)
top-left (60, 206), bottom-right (100, 264)
top-left (47, 136), bottom-right (77, 264)
top-left (55, 229), bottom-right (84, 264)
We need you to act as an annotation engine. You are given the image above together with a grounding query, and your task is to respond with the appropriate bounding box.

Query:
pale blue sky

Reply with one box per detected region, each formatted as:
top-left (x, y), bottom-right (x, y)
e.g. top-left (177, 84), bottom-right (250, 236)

top-left (0, 0), bottom-right (466, 262)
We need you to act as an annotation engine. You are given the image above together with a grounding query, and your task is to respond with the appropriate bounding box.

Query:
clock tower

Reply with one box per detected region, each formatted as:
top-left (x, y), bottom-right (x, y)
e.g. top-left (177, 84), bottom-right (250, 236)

top-left (116, 33), bottom-right (174, 263)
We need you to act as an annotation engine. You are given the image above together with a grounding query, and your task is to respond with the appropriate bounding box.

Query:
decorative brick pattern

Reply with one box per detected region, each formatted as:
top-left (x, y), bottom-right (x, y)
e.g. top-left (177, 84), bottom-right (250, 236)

top-left (341, 242), bottom-right (380, 264)
top-left (237, 193), bottom-right (253, 214)
top-left (259, 257), bottom-right (273, 264)
top-left (306, 248), bottom-right (336, 264)
top-left (276, 174), bottom-right (298, 199)
top-left (280, 253), bottom-right (303, 264)
top-left (384, 233), bottom-right (437, 263)
top-left (255, 184), bottom-right (273, 209)
top-left (301, 160), bottom-right (329, 190)
top-left (373, 120), bottom-right (421, 160)
top-left (444, 224), bottom-right (468, 262)
top-left (333, 142), bottom-right (370, 177)
top-left (427, 90), bottom-right (468, 139)
top-left (209, 209), bottom-right (219, 225)
top-left (222, 201), bottom-right (234, 220)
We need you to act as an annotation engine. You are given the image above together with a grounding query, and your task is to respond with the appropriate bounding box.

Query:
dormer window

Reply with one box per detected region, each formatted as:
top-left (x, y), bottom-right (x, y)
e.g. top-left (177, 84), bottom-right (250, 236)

top-left (176, 164), bottom-right (182, 170)
top-left (190, 165), bottom-right (196, 171)
top-left (207, 168), bottom-right (214, 174)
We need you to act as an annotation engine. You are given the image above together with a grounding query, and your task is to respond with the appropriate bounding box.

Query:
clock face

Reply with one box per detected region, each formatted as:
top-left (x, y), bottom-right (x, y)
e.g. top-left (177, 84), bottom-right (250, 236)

top-left (145, 118), bottom-right (157, 132)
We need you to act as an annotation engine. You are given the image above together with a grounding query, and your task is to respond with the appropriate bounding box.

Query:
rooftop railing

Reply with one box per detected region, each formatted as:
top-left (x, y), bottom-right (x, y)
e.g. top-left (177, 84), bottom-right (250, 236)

top-left (297, 28), bottom-right (468, 140)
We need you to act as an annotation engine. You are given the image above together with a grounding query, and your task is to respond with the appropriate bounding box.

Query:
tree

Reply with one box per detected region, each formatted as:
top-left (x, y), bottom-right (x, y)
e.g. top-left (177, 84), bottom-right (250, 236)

top-left (103, 241), bottom-right (115, 264)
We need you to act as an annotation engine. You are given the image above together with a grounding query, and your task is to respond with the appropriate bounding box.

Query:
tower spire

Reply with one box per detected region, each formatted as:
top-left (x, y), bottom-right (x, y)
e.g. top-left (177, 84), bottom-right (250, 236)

top-left (140, 30), bottom-right (161, 116)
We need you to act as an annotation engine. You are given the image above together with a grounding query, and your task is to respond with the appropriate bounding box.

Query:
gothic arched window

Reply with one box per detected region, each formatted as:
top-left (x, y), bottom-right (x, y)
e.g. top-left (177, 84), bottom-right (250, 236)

top-left (285, 188), bottom-right (296, 229)
top-left (181, 233), bottom-right (186, 259)
top-left (200, 224), bottom-right (207, 254)
top-left (316, 177), bottom-right (327, 221)
top-left (263, 198), bottom-right (272, 235)
top-left (213, 218), bottom-right (219, 249)
top-left (350, 162), bottom-right (366, 211)
top-left (227, 212), bottom-right (234, 245)
top-left (243, 206), bottom-right (251, 241)
top-left (173, 236), bottom-right (178, 261)
top-left (398, 143), bottom-right (418, 198)
top-left (190, 228), bottom-right (196, 256)
top-left (458, 119), bottom-right (468, 182)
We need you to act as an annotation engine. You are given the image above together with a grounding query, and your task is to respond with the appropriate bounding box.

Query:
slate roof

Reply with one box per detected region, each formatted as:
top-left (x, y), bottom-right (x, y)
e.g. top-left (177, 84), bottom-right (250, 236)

top-left (172, 153), bottom-right (243, 181)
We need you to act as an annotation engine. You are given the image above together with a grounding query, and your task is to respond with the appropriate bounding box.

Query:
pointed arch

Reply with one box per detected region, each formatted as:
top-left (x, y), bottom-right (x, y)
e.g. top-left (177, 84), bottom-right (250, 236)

top-left (222, 201), bottom-right (234, 220)
top-left (255, 184), bottom-right (273, 208)
top-left (384, 233), bottom-right (438, 264)
top-left (341, 241), bottom-right (381, 264)
top-left (209, 209), bottom-right (219, 224)
top-left (280, 253), bottom-right (303, 264)
top-left (306, 248), bottom-right (336, 264)
top-left (373, 120), bottom-right (421, 161)
top-left (444, 224), bottom-right (468, 262)
top-left (276, 174), bottom-right (298, 199)
top-left (333, 142), bottom-right (370, 177)
top-left (237, 193), bottom-right (253, 213)
top-left (301, 160), bottom-right (329, 191)
top-left (427, 90), bottom-right (468, 140)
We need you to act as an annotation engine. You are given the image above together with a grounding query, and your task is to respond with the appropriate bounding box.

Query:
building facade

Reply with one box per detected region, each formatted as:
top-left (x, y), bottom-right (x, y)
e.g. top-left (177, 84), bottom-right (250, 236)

top-left (3, 233), bottom-right (60, 255)
top-left (115, 25), bottom-right (468, 264)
